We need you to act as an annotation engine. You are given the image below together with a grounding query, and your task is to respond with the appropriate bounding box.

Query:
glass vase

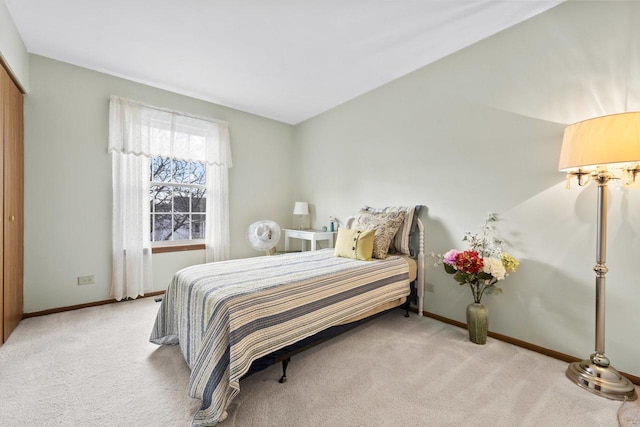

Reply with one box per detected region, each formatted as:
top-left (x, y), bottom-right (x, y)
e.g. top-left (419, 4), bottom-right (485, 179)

top-left (466, 302), bottom-right (488, 345)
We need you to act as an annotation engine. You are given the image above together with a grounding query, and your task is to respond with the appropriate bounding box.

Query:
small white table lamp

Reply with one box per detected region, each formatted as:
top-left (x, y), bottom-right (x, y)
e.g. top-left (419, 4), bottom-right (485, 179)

top-left (293, 202), bottom-right (309, 230)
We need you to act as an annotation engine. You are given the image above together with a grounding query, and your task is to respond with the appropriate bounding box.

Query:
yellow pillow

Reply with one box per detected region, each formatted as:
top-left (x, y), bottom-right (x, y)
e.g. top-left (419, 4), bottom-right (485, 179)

top-left (334, 228), bottom-right (375, 261)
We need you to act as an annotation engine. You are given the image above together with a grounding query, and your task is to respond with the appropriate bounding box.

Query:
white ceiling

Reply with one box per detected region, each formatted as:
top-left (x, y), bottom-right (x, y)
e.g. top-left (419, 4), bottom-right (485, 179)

top-left (6, 0), bottom-right (563, 124)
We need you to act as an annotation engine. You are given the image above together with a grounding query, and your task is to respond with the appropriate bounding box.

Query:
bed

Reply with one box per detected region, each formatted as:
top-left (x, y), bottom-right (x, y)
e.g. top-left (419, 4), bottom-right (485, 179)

top-left (150, 205), bottom-right (425, 426)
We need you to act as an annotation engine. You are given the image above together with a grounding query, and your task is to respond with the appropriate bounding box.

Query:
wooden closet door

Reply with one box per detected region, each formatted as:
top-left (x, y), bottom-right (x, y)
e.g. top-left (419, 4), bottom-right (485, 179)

top-left (2, 64), bottom-right (24, 342)
top-left (0, 65), bottom-right (4, 342)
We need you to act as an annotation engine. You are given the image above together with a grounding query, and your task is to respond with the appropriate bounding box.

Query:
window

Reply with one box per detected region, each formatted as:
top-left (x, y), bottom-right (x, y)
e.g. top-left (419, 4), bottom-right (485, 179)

top-left (150, 157), bottom-right (206, 244)
top-left (109, 95), bottom-right (232, 293)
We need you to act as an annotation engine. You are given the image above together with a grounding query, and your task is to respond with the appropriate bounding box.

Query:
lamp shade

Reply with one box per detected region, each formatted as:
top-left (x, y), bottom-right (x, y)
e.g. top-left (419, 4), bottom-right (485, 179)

top-left (559, 112), bottom-right (640, 172)
top-left (292, 201), bottom-right (309, 215)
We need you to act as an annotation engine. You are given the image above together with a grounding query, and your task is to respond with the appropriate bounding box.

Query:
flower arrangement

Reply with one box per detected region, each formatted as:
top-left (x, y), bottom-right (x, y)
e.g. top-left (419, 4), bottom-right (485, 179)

top-left (435, 213), bottom-right (519, 303)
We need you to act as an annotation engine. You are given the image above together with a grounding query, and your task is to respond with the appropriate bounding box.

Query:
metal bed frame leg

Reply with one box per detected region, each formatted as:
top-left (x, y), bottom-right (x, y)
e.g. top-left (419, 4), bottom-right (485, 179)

top-left (279, 358), bottom-right (290, 383)
top-left (404, 291), bottom-right (411, 317)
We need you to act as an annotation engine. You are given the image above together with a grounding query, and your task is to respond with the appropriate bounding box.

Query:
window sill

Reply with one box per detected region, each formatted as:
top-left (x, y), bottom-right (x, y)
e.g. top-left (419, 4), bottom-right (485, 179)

top-left (152, 243), bottom-right (205, 254)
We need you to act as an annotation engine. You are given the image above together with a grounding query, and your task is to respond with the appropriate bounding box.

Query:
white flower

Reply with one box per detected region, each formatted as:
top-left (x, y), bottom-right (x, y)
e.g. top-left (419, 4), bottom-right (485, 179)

top-left (482, 257), bottom-right (506, 281)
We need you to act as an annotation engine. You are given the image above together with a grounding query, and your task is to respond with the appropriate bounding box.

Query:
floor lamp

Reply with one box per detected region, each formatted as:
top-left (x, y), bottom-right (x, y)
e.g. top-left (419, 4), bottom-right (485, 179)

top-left (559, 112), bottom-right (639, 401)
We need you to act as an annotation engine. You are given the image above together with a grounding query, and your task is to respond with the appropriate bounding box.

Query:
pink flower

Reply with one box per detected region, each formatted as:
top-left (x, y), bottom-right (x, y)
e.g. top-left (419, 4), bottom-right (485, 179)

top-left (443, 249), bottom-right (459, 265)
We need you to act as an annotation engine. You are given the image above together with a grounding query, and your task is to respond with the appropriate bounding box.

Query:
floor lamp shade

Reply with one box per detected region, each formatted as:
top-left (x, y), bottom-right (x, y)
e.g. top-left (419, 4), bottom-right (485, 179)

top-left (560, 111), bottom-right (638, 401)
top-left (559, 112), bottom-right (640, 171)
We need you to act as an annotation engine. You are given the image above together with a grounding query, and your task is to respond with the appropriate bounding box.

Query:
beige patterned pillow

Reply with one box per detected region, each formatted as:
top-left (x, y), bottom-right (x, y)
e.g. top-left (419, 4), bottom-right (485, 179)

top-left (353, 211), bottom-right (406, 259)
top-left (361, 205), bottom-right (420, 255)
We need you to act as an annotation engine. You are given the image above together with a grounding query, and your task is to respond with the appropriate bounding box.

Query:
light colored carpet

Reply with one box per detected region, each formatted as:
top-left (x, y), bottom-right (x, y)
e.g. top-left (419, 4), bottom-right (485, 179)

top-left (0, 297), bottom-right (637, 426)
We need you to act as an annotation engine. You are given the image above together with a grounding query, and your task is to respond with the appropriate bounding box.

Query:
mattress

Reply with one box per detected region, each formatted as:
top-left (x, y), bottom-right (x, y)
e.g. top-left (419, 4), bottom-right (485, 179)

top-left (336, 254), bottom-right (416, 324)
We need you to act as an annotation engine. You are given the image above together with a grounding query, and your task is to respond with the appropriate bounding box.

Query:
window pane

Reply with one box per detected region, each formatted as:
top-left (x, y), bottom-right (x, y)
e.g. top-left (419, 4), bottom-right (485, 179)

top-left (190, 162), bottom-right (206, 185)
top-left (192, 214), bottom-right (205, 239)
top-left (153, 214), bottom-right (173, 241)
top-left (173, 159), bottom-right (190, 183)
top-left (191, 188), bottom-right (206, 212)
top-left (173, 214), bottom-right (190, 240)
top-left (151, 157), bottom-right (172, 183)
top-left (150, 186), bottom-right (172, 212)
top-left (173, 187), bottom-right (190, 213)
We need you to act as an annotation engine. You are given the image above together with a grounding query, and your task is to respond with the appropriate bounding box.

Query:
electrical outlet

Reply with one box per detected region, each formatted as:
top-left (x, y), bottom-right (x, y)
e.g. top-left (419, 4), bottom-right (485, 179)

top-left (77, 275), bottom-right (95, 286)
top-left (425, 282), bottom-right (435, 293)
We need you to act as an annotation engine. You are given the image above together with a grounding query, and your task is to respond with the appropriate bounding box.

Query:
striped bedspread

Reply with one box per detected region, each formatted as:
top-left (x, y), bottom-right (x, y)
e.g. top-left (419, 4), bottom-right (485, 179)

top-left (150, 248), bottom-right (410, 426)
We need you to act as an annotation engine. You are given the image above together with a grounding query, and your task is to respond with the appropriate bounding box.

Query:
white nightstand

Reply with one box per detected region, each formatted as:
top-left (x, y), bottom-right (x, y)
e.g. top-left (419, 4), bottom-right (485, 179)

top-left (283, 229), bottom-right (337, 252)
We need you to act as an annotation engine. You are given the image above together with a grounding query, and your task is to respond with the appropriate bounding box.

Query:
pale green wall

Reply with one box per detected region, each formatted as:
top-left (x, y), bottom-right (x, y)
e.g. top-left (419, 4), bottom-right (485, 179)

top-left (0, 0), bottom-right (28, 90)
top-left (24, 55), bottom-right (295, 313)
top-left (294, 1), bottom-right (640, 377)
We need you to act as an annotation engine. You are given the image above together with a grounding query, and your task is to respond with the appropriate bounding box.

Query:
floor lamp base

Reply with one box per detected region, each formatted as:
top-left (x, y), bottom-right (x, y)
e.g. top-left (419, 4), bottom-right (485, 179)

top-left (566, 359), bottom-right (637, 401)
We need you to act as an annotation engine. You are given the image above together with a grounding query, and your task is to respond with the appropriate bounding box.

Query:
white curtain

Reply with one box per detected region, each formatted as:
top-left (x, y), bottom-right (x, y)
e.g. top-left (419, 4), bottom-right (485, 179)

top-left (108, 96), bottom-right (232, 300)
top-left (206, 163), bottom-right (230, 262)
top-left (110, 152), bottom-right (152, 301)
